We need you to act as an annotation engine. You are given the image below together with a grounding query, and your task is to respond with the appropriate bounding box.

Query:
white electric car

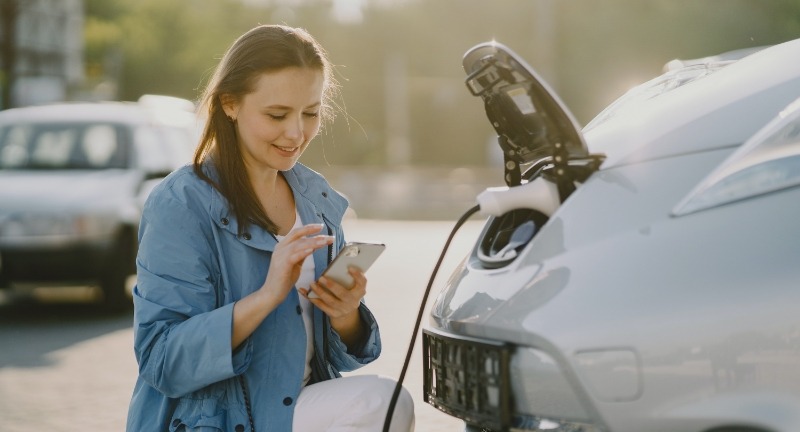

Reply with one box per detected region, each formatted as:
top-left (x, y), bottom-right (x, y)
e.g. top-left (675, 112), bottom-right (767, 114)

top-left (422, 37), bottom-right (800, 432)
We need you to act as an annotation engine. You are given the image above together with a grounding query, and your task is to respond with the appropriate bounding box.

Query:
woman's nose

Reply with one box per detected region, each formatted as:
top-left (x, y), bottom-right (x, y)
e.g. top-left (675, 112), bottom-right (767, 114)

top-left (284, 115), bottom-right (304, 142)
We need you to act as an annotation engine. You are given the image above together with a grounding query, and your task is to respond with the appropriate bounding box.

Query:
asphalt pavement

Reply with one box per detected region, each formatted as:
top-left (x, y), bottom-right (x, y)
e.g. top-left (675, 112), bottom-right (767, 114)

top-left (0, 218), bottom-right (487, 431)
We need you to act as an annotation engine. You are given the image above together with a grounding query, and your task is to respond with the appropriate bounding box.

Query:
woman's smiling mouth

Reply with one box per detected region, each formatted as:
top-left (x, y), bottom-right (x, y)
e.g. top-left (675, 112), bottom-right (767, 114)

top-left (273, 144), bottom-right (301, 155)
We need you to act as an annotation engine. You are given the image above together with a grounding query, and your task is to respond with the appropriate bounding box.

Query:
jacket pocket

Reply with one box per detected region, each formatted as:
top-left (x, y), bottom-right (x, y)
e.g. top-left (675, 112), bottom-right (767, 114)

top-left (169, 392), bottom-right (227, 432)
top-left (168, 412), bottom-right (226, 431)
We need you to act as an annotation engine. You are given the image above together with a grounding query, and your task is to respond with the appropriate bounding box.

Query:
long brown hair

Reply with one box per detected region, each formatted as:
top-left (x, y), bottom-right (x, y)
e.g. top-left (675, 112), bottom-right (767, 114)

top-left (193, 24), bottom-right (337, 235)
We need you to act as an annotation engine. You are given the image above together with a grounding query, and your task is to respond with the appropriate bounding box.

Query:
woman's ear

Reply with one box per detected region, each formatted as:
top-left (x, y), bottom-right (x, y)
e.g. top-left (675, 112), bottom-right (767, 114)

top-left (219, 94), bottom-right (238, 120)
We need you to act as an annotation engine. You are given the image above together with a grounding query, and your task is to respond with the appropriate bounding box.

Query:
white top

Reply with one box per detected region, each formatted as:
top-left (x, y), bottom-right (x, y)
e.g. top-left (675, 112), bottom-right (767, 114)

top-left (275, 211), bottom-right (315, 386)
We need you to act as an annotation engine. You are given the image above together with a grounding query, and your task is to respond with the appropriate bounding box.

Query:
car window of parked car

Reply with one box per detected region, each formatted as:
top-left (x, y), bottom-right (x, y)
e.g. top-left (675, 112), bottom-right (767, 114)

top-left (82, 125), bottom-right (119, 167)
top-left (32, 128), bottom-right (77, 166)
top-left (0, 125), bottom-right (33, 167)
top-left (0, 123), bottom-right (128, 170)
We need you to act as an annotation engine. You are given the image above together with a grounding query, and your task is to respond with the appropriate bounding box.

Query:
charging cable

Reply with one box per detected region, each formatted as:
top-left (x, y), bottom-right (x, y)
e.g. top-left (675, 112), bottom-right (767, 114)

top-left (382, 204), bottom-right (481, 432)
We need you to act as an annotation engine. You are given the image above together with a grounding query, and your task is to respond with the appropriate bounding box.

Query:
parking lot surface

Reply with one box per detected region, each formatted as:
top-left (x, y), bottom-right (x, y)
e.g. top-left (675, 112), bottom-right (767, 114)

top-left (0, 218), bottom-right (485, 431)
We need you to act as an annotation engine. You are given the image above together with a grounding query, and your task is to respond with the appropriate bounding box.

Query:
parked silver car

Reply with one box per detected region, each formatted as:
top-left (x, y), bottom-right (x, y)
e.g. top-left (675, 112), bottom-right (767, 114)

top-left (0, 98), bottom-right (198, 307)
top-left (422, 37), bottom-right (800, 431)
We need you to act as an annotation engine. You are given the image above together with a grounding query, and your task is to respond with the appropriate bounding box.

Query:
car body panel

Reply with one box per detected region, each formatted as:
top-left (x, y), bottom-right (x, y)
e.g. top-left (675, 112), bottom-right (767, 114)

top-left (0, 170), bottom-right (143, 214)
top-left (0, 170), bottom-right (143, 247)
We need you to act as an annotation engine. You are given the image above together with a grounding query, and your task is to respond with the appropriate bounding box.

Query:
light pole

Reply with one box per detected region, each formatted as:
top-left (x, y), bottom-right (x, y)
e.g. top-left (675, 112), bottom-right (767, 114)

top-left (0, 0), bottom-right (18, 109)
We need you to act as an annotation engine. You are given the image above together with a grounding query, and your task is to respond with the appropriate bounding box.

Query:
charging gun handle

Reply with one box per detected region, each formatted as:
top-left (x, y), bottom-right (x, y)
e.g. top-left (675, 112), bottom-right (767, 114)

top-left (476, 176), bottom-right (560, 217)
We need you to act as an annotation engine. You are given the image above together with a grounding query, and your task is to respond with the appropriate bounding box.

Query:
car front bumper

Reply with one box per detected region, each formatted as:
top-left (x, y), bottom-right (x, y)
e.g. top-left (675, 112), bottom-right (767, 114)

top-left (0, 239), bottom-right (115, 287)
top-left (422, 327), bottom-right (606, 432)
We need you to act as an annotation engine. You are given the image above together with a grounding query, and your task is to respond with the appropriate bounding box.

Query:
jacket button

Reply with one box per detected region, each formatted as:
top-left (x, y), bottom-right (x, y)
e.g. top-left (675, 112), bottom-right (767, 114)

top-left (296, 305), bottom-right (302, 315)
top-left (171, 419), bottom-right (181, 428)
top-left (242, 233), bottom-right (251, 240)
top-left (321, 191), bottom-right (328, 198)
top-left (283, 396), bottom-right (293, 405)
top-left (221, 217), bottom-right (229, 225)
top-left (235, 425), bottom-right (245, 432)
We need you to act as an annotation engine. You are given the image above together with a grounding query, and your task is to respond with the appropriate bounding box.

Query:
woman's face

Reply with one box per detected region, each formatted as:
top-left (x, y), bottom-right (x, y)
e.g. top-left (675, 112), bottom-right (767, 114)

top-left (225, 67), bottom-right (324, 173)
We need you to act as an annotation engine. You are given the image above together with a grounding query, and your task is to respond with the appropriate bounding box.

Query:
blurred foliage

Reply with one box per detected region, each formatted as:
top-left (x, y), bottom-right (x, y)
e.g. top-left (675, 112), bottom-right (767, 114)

top-left (84, 0), bottom-right (800, 167)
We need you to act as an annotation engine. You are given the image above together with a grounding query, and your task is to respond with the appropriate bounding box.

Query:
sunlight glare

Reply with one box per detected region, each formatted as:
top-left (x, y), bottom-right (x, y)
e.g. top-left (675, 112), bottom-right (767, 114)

top-left (331, 0), bottom-right (365, 24)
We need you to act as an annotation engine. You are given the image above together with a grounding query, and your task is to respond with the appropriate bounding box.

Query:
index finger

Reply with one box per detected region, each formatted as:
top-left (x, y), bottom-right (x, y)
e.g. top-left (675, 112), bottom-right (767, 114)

top-left (285, 223), bottom-right (325, 241)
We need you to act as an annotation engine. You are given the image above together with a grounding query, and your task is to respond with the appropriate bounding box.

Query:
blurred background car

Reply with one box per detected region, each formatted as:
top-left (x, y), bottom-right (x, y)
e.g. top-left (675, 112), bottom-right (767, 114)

top-left (0, 96), bottom-right (199, 307)
top-left (423, 37), bottom-right (800, 432)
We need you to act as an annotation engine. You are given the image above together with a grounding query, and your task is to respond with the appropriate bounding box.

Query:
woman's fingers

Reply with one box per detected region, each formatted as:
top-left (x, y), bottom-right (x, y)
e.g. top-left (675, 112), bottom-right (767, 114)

top-left (285, 223), bottom-right (325, 242)
top-left (347, 267), bottom-right (367, 295)
top-left (276, 226), bottom-right (333, 264)
top-left (263, 225), bottom-right (333, 296)
top-left (286, 226), bottom-right (333, 256)
top-left (305, 268), bottom-right (366, 318)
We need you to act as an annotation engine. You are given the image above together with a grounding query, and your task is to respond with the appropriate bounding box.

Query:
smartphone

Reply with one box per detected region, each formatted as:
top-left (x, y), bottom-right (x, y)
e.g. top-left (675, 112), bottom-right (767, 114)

top-left (309, 242), bottom-right (386, 298)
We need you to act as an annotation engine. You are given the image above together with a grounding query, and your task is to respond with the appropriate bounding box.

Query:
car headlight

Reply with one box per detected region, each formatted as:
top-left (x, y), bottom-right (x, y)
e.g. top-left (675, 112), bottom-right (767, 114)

top-left (674, 96), bottom-right (800, 216)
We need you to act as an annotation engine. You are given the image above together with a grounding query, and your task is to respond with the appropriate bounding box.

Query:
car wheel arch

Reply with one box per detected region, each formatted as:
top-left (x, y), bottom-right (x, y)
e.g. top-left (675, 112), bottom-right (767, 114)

top-left (658, 391), bottom-right (800, 432)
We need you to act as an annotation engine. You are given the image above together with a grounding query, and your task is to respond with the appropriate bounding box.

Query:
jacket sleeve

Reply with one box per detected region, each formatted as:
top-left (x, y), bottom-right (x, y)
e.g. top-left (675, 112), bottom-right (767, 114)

top-left (132, 194), bottom-right (252, 398)
top-left (326, 303), bottom-right (382, 372)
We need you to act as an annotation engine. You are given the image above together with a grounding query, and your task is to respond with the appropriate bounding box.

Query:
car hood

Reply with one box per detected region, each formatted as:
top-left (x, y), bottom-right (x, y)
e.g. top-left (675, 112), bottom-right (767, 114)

top-left (0, 170), bottom-right (143, 212)
top-left (585, 37), bottom-right (800, 168)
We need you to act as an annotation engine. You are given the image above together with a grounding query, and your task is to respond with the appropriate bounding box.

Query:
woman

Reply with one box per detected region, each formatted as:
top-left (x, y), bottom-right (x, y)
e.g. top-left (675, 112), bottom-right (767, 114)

top-left (126, 24), bottom-right (414, 431)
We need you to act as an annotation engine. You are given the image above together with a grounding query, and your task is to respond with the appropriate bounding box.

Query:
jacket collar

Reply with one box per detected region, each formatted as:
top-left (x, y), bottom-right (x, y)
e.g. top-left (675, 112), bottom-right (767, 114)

top-left (205, 162), bottom-right (333, 252)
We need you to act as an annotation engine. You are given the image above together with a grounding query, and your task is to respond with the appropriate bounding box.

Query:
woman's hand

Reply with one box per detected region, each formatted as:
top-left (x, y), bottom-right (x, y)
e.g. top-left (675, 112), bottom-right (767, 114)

top-left (232, 224), bottom-right (332, 349)
top-left (300, 267), bottom-right (367, 349)
top-left (261, 223), bottom-right (333, 301)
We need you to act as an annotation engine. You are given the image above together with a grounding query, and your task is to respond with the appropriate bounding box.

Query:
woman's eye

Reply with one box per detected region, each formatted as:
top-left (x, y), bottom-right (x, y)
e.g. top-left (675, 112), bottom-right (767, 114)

top-left (268, 114), bottom-right (286, 120)
top-left (303, 112), bottom-right (320, 118)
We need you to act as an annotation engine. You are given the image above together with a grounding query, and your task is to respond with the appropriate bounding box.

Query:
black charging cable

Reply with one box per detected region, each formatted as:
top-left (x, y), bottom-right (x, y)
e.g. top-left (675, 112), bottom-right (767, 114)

top-left (382, 204), bottom-right (482, 432)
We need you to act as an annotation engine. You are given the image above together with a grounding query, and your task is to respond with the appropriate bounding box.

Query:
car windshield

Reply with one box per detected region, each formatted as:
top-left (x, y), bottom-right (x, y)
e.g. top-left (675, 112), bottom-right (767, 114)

top-left (0, 122), bottom-right (128, 170)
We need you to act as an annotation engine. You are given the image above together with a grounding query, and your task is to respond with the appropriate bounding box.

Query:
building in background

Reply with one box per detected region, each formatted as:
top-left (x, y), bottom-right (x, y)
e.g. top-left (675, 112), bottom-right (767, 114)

top-left (0, 0), bottom-right (84, 109)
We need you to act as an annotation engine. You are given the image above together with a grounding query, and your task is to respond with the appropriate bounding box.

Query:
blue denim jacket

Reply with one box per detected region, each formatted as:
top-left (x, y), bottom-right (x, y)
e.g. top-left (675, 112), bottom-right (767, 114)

top-left (126, 163), bottom-right (381, 431)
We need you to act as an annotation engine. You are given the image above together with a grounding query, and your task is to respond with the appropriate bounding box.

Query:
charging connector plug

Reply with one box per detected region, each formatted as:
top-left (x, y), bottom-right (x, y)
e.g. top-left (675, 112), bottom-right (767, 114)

top-left (476, 176), bottom-right (560, 217)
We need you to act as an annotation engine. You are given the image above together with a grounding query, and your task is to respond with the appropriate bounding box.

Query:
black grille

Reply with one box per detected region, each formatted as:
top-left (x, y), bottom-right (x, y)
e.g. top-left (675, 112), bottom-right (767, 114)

top-left (422, 329), bottom-right (513, 430)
